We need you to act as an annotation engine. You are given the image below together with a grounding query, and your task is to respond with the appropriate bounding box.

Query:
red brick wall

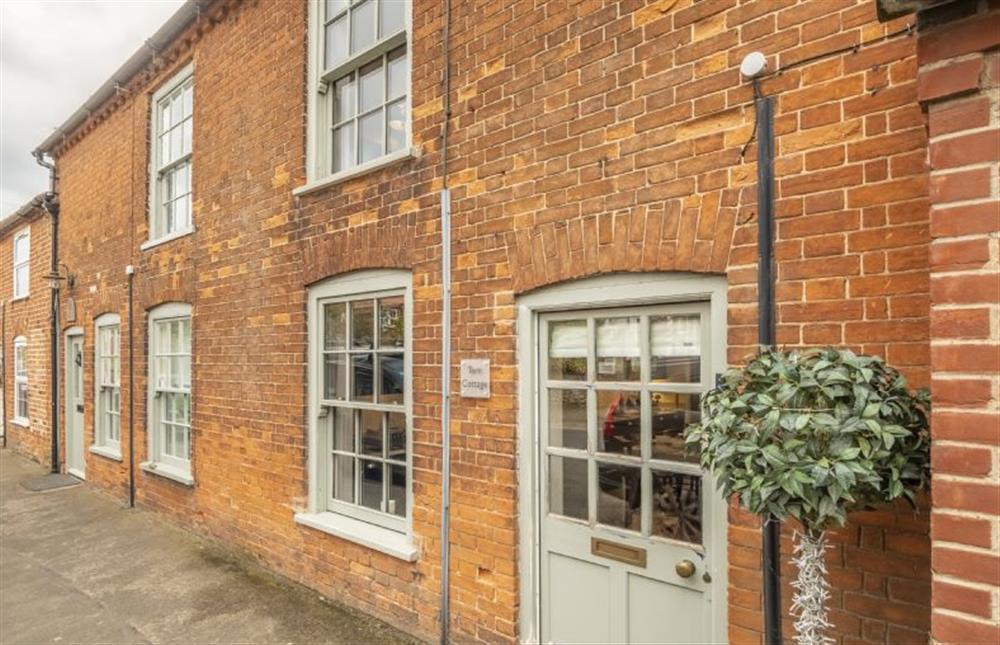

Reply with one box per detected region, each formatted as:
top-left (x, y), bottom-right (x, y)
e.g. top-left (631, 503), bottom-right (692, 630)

top-left (916, 2), bottom-right (1000, 643)
top-left (1, 208), bottom-right (53, 467)
top-left (445, 0), bottom-right (932, 641)
top-left (45, 0), bottom-right (937, 642)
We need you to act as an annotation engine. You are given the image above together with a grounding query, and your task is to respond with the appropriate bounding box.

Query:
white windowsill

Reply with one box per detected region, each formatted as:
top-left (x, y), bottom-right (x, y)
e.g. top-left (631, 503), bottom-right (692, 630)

top-left (10, 295), bottom-right (28, 303)
top-left (292, 147), bottom-right (418, 197)
top-left (139, 461), bottom-right (194, 486)
top-left (9, 417), bottom-right (29, 428)
top-left (90, 445), bottom-right (122, 462)
top-left (294, 511), bottom-right (418, 562)
top-left (140, 226), bottom-right (196, 251)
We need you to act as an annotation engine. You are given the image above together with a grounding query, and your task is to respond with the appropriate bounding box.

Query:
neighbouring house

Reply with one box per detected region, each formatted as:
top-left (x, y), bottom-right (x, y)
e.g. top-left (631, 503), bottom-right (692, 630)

top-left (1, 195), bottom-right (54, 467)
top-left (5, 0), bottom-right (997, 642)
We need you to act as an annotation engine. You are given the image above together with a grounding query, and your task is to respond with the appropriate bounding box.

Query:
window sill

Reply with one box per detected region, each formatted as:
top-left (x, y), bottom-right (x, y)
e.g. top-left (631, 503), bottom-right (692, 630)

top-left (294, 511), bottom-right (418, 562)
top-left (10, 295), bottom-right (28, 303)
top-left (293, 147), bottom-right (418, 197)
top-left (90, 445), bottom-right (122, 462)
top-left (140, 227), bottom-right (195, 251)
top-left (9, 417), bottom-right (29, 428)
top-left (139, 461), bottom-right (194, 486)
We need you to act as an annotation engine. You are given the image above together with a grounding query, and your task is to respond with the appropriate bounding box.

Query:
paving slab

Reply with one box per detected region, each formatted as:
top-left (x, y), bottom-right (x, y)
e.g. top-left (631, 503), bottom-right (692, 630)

top-left (0, 449), bottom-right (421, 645)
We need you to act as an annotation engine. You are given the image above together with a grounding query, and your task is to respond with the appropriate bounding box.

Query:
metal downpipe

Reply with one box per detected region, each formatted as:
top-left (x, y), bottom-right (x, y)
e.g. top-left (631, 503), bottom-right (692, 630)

top-left (755, 91), bottom-right (783, 645)
top-left (34, 152), bottom-right (60, 475)
top-left (439, 0), bottom-right (453, 642)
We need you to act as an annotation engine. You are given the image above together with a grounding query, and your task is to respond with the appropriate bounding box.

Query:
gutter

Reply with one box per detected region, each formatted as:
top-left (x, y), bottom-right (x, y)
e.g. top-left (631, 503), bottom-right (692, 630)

top-left (32, 0), bottom-right (201, 156)
top-left (0, 194), bottom-right (46, 235)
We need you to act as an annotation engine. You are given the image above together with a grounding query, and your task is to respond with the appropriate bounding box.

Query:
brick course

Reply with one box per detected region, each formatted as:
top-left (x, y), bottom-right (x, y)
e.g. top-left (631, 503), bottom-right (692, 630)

top-left (13, 0), bottom-right (981, 642)
top-left (917, 3), bottom-right (1000, 641)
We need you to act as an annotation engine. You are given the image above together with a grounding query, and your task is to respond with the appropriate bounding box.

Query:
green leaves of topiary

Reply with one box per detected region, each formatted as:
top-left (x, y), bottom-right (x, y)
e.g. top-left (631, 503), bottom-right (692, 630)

top-left (684, 347), bottom-right (930, 533)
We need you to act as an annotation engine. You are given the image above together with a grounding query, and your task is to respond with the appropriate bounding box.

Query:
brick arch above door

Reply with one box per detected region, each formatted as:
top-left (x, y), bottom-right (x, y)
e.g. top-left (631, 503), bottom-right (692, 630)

top-left (507, 201), bottom-right (744, 295)
top-left (302, 216), bottom-right (418, 287)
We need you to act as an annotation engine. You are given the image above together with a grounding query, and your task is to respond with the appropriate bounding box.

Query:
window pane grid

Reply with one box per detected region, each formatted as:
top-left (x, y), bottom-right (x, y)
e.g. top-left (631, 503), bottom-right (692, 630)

top-left (13, 232), bottom-right (29, 297)
top-left (154, 76), bottom-right (193, 239)
top-left (543, 308), bottom-right (706, 546)
top-left (14, 340), bottom-right (28, 419)
top-left (329, 46), bottom-right (407, 173)
top-left (321, 290), bottom-right (406, 519)
top-left (323, 0), bottom-right (405, 72)
top-left (153, 316), bottom-right (191, 463)
top-left (96, 324), bottom-right (121, 447)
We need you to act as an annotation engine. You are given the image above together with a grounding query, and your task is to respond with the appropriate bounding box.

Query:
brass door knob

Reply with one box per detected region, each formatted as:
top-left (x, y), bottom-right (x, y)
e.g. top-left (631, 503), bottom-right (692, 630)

top-left (675, 559), bottom-right (696, 578)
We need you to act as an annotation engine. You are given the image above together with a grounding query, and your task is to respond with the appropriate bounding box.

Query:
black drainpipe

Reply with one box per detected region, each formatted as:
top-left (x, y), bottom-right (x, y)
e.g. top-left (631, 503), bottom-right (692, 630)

top-left (1, 301), bottom-right (5, 448)
top-left (754, 86), bottom-right (783, 645)
top-left (34, 152), bottom-right (60, 475)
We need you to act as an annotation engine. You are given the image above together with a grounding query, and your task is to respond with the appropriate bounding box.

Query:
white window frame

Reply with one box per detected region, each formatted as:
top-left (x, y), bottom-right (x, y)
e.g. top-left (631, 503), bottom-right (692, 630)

top-left (295, 269), bottom-right (416, 561)
top-left (12, 228), bottom-right (30, 299)
top-left (91, 313), bottom-right (122, 460)
top-left (12, 336), bottom-right (28, 426)
top-left (144, 63), bottom-right (195, 250)
top-left (141, 302), bottom-right (193, 485)
top-left (299, 0), bottom-right (415, 194)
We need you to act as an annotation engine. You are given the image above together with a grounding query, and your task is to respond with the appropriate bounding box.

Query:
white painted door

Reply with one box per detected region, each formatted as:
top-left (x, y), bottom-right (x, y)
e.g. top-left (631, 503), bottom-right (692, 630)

top-left (538, 302), bottom-right (725, 644)
top-left (66, 335), bottom-right (85, 478)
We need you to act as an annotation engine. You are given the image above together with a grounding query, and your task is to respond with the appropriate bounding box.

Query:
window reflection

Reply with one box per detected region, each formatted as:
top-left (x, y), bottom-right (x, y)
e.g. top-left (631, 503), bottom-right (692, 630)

top-left (650, 392), bottom-right (700, 463)
top-left (549, 388), bottom-right (587, 450)
top-left (598, 390), bottom-right (641, 456)
top-left (650, 314), bottom-right (701, 383)
top-left (548, 319), bottom-right (587, 380)
top-left (379, 353), bottom-right (404, 404)
top-left (597, 463), bottom-right (641, 531)
top-left (596, 317), bottom-right (640, 381)
top-left (652, 471), bottom-right (702, 544)
top-left (549, 455), bottom-right (588, 520)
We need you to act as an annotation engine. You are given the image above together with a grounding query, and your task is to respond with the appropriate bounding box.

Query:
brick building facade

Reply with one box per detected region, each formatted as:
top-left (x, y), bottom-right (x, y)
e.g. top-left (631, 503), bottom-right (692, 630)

top-left (1, 197), bottom-right (54, 467)
top-left (7, 0), bottom-right (997, 642)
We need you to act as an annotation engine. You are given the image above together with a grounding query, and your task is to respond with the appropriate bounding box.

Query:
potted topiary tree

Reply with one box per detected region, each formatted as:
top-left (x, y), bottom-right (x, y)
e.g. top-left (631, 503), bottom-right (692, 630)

top-left (684, 347), bottom-right (930, 645)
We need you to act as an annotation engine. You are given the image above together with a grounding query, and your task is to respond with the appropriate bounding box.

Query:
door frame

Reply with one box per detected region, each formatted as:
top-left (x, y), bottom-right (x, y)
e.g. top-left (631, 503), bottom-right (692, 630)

top-left (64, 326), bottom-right (85, 479)
top-left (516, 273), bottom-right (729, 644)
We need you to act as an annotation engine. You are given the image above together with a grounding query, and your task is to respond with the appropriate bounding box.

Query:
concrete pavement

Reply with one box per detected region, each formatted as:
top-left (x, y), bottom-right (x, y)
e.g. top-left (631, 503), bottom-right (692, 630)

top-left (0, 449), bottom-right (419, 644)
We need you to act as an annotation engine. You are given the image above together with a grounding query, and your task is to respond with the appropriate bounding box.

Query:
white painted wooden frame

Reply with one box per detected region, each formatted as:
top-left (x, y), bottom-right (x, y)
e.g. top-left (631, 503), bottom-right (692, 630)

top-left (141, 302), bottom-right (194, 486)
top-left (302, 0), bottom-right (415, 191)
top-left (91, 312), bottom-right (122, 461)
top-left (296, 269), bottom-right (417, 562)
top-left (144, 61), bottom-right (195, 250)
top-left (11, 335), bottom-right (28, 425)
top-left (12, 227), bottom-right (30, 300)
top-left (516, 272), bottom-right (730, 644)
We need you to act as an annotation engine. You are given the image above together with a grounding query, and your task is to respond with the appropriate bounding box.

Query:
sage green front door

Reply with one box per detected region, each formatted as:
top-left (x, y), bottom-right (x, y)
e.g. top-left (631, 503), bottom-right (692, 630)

top-left (66, 334), bottom-right (86, 478)
top-left (538, 302), bottom-right (725, 644)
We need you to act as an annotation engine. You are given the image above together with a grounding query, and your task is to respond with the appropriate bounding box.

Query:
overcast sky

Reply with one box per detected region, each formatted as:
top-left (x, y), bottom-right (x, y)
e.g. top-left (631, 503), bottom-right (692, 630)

top-left (1, 0), bottom-right (184, 214)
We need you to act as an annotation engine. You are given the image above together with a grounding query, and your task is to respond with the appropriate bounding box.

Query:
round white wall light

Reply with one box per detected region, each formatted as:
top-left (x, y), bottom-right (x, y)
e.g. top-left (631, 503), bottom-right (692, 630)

top-left (740, 51), bottom-right (767, 78)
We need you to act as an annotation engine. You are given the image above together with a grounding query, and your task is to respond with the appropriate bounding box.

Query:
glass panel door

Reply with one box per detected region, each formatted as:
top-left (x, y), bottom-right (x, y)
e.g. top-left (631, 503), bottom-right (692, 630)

top-left (541, 302), bottom-right (710, 547)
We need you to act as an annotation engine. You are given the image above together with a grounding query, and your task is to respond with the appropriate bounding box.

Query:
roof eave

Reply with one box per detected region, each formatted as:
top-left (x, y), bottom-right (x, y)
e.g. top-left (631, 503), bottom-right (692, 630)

top-left (0, 194), bottom-right (47, 234)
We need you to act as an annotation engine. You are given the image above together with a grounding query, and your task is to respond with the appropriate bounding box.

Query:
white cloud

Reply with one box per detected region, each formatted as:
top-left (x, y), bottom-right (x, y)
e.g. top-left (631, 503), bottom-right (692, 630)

top-left (0, 0), bottom-right (183, 214)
